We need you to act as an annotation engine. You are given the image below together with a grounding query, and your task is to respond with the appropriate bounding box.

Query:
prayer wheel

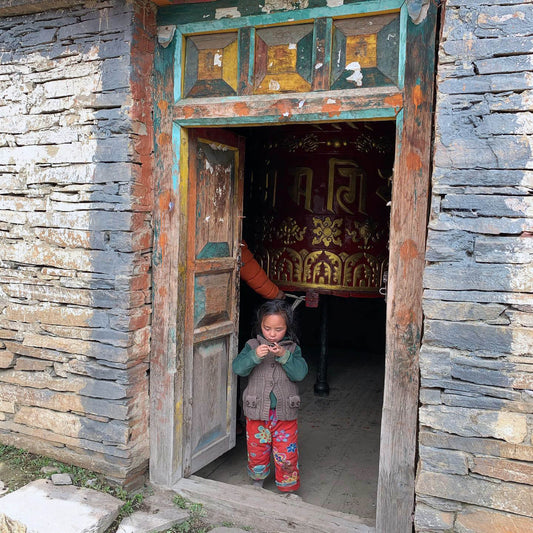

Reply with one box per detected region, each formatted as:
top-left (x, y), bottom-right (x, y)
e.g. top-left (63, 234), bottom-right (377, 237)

top-left (243, 121), bottom-right (395, 299)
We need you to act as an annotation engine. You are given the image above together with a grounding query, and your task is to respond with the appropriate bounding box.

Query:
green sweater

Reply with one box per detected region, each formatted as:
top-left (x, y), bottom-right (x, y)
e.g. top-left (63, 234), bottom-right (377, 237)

top-left (232, 337), bottom-right (308, 409)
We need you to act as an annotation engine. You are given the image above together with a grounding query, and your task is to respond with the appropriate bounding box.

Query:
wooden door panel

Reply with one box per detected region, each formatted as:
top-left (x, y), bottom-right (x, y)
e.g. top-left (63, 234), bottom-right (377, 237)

top-left (190, 336), bottom-right (230, 471)
top-left (195, 139), bottom-right (236, 259)
top-left (193, 270), bottom-right (232, 328)
top-left (184, 128), bottom-right (244, 476)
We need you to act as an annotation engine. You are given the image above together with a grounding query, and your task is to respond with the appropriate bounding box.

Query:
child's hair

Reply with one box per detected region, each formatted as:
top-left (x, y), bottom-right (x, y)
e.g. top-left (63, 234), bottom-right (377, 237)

top-left (253, 299), bottom-right (299, 343)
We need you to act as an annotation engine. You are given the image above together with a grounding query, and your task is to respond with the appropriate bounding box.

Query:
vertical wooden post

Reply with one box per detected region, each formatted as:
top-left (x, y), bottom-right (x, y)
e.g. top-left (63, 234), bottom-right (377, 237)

top-left (376, 3), bottom-right (437, 532)
top-left (150, 34), bottom-right (182, 486)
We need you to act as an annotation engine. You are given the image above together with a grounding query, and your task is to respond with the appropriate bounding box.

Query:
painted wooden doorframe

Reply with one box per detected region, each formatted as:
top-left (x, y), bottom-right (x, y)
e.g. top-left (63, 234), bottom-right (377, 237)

top-left (151, 2), bottom-right (437, 531)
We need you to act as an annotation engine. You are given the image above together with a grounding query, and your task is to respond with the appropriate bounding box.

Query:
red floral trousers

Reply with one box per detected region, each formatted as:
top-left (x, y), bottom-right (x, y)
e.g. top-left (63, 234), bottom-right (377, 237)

top-left (246, 409), bottom-right (300, 492)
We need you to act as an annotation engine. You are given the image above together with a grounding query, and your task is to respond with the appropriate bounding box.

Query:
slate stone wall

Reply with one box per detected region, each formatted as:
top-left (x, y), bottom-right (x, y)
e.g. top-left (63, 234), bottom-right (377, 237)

top-left (0, 0), bottom-right (156, 486)
top-left (416, 0), bottom-right (533, 529)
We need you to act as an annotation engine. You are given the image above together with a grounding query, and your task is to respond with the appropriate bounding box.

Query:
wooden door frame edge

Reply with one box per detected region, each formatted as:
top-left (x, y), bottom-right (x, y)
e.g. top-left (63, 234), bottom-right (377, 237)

top-left (150, 6), bottom-right (438, 532)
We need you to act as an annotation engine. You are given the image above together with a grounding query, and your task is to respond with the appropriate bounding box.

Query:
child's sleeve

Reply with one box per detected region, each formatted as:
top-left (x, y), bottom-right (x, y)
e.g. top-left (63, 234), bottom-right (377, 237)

top-left (232, 341), bottom-right (261, 377)
top-left (278, 345), bottom-right (308, 382)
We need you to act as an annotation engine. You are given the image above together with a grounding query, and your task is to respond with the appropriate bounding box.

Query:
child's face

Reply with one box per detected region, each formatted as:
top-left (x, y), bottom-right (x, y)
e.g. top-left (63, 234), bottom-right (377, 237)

top-left (261, 313), bottom-right (287, 344)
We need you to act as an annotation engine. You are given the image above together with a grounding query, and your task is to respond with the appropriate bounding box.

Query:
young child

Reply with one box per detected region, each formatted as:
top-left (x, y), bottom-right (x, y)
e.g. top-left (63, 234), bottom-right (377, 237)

top-left (232, 300), bottom-right (308, 492)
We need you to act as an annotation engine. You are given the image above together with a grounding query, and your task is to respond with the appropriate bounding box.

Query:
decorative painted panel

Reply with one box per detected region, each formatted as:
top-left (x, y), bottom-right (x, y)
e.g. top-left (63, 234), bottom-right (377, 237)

top-left (330, 14), bottom-right (400, 90)
top-left (194, 271), bottom-right (231, 328)
top-left (184, 32), bottom-right (238, 97)
top-left (253, 24), bottom-right (313, 94)
top-left (179, 10), bottom-right (402, 99)
top-left (194, 138), bottom-right (237, 259)
top-left (243, 122), bottom-right (395, 296)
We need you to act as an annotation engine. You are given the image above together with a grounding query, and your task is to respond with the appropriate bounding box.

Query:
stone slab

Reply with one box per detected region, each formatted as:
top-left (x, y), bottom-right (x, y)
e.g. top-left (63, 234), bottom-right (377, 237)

top-left (0, 479), bottom-right (123, 533)
top-left (116, 487), bottom-right (189, 533)
top-left (116, 507), bottom-right (189, 533)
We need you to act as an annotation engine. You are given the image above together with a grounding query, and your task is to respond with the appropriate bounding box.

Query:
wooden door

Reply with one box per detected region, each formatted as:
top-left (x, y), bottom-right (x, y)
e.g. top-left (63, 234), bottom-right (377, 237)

top-left (183, 128), bottom-right (244, 475)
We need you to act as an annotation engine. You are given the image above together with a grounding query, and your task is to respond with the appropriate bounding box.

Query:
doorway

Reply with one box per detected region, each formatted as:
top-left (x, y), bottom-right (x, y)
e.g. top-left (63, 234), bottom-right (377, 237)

top-left (196, 121), bottom-right (394, 521)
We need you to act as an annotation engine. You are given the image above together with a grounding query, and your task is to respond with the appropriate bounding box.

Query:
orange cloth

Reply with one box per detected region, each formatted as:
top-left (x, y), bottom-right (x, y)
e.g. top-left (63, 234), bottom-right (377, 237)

top-left (240, 241), bottom-right (282, 299)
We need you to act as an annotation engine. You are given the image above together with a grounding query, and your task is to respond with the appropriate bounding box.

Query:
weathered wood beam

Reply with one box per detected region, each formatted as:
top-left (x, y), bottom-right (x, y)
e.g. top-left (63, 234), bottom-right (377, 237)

top-left (173, 88), bottom-right (403, 126)
top-left (150, 35), bottom-right (184, 487)
top-left (375, 2), bottom-right (438, 532)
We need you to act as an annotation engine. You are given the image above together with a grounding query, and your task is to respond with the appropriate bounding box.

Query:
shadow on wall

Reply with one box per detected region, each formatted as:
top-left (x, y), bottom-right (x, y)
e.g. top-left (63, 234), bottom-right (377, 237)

top-left (0, 0), bottom-right (156, 486)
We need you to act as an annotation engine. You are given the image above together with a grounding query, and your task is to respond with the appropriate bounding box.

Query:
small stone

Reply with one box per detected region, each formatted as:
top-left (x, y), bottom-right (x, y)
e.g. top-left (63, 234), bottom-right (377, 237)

top-left (51, 473), bottom-right (72, 485)
top-left (40, 466), bottom-right (60, 475)
top-left (85, 479), bottom-right (98, 488)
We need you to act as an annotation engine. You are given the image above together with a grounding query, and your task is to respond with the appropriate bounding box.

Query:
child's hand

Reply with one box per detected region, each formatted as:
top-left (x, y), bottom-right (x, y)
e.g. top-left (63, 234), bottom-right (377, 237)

top-left (268, 343), bottom-right (286, 358)
top-left (255, 344), bottom-right (270, 358)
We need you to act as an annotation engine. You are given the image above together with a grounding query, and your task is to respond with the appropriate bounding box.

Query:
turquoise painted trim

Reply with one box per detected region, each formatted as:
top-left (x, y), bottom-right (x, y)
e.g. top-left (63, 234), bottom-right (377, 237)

top-left (175, 107), bottom-right (398, 127)
top-left (161, 0), bottom-right (403, 34)
top-left (248, 27), bottom-right (255, 88)
top-left (324, 17), bottom-right (333, 76)
top-left (194, 279), bottom-right (205, 326)
top-left (311, 21), bottom-right (318, 74)
top-left (174, 28), bottom-right (184, 102)
top-left (395, 108), bottom-right (404, 148)
top-left (172, 122), bottom-right (181, 191)
top-left (398, 5), bottom-right (408, 89)
top-left (197, 242), bottom-right (231, 258)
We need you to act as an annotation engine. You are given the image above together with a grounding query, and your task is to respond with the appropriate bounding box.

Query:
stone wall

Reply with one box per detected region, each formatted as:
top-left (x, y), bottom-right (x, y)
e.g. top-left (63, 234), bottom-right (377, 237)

top-left (416, 0), bottom-right (533, 530)
top-left (0, 0), bottom-right (156, 487)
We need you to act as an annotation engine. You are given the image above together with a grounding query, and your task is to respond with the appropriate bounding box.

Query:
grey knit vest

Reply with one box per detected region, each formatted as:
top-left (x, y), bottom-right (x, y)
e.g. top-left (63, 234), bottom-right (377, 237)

top-left (242, 335), bottom-right (301, 421)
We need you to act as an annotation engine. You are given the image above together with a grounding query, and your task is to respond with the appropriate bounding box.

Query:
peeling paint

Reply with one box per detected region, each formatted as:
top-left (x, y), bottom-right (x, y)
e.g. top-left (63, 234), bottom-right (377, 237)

top-left (413, 83), bottom-right (423, 109)
top-left (269, 79), bottom-right (281, 91)
top-left (288, 43), bottom-right (297, 50)
top-left (234, 102), bottom-right (250, 116)
top-left (315, 62), bottom-right (323, 70)
top-left (345, 61), bottom-right (363, 86)
top-left (327, 0), bottom-right (344, 6)
top-left (214, 52), bottom-right (222, 67)
top-left (384, 94), bottom-right (403, 109)
top-left (406, 0), bottom-right (430, 24)
top-left (205, 160), bottom-right (213, 173)
top-left (322, 99), bottom-right (341, 117)
top-left (262, 0), bottom-right (309, 14)
top-left (215, 7), bottom-right (241, 19)
top-left (157, 25), bottom-right (175, 48)
top-left (298, 100), bottom-right (305, 108)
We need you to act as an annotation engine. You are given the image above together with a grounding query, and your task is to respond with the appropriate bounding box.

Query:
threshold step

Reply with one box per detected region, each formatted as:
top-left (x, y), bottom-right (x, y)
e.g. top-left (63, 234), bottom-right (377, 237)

top-left (173, 475), bottom-right (375, 533)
